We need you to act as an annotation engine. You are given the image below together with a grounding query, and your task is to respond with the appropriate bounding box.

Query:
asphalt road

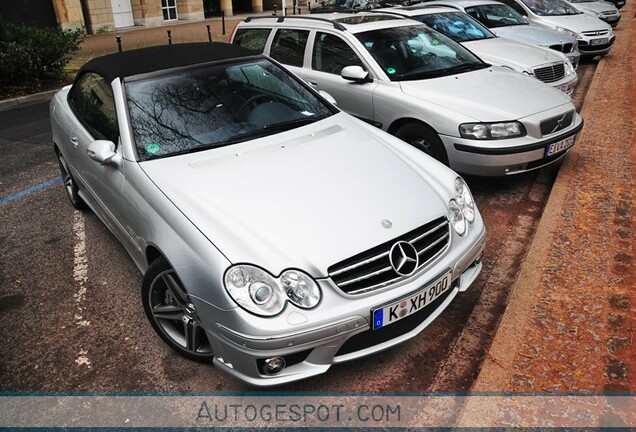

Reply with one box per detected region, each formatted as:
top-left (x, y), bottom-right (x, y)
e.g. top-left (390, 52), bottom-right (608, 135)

top-left (0, 62), bottom-right (595, 391)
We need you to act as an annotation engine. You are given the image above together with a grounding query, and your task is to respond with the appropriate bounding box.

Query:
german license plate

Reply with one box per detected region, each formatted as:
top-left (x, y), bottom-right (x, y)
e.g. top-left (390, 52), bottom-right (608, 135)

top-left (591, 38), bottom-right (609, 46)
top-left (371, 271), bottom-right (451, 330)
top-left (546, 135), bottom-right (575, 157)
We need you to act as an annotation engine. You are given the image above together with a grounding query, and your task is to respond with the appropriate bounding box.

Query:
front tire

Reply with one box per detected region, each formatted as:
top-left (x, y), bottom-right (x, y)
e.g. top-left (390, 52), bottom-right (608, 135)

top-left (395, 122), bottom-right (449, 166)
top-left (56, 149), bottom-right (87, 210)
top-left (142, 257), bottom-right (215, 363)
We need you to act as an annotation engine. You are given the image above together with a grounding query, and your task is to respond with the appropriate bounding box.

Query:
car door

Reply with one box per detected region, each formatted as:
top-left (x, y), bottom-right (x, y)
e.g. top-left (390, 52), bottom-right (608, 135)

top-left (67, 72), bottom-right (128, 241)
top-left (304, 31), bottom-right (377, 125)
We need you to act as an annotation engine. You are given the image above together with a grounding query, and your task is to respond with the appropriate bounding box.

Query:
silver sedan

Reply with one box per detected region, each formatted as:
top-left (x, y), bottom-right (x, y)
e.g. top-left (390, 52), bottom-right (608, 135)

top-left (50, 42), bottom-right (486, 386)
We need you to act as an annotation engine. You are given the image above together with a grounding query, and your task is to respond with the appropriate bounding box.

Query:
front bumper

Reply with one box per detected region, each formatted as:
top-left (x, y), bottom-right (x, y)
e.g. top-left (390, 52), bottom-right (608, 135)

top-left (578, 36), bottom-right (616, 56)
top-left (192, 224), bottom-right (486, 386)
top-left (443, 116), bottom-right (584, 177)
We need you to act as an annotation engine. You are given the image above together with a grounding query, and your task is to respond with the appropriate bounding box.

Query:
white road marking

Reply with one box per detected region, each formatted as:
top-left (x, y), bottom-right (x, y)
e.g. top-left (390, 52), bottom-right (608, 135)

top-left (73, 211), bottom-right (92, 367)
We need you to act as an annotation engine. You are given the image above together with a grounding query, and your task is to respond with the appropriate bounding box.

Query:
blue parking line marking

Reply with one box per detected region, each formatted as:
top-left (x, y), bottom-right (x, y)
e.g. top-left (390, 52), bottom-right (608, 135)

top-left (0, 177), bottom-right (63, 206)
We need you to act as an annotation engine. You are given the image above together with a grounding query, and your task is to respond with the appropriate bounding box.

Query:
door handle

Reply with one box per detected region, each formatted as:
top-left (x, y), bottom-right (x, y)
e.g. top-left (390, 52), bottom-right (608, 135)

top-left (70, 136), bottom-right (79, 149)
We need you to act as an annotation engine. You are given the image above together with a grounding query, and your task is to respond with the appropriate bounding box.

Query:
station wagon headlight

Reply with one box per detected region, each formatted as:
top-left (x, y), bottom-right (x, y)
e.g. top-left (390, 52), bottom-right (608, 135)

top-left (224, 265), bottom-right (321, 316)
top-left (459, 121), bottom-right (526, 140)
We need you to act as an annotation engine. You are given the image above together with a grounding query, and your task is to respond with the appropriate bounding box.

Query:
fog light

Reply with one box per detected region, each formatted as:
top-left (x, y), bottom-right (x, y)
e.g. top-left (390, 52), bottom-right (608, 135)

top-left (263, 357), bottom-right (286, 375)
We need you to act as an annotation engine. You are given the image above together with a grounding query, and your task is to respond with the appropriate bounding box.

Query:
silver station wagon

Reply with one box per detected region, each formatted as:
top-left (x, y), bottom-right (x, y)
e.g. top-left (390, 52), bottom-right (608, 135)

top-left (232, 13), bottom-right (584, 176)
top-left (50, 43), bottom-right (486, 386)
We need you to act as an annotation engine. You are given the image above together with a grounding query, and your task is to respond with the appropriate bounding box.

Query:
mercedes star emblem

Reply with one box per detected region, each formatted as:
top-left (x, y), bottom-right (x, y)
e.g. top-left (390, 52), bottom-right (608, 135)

top-left (389, 241), bottom-right (419, 276)
top-left (381, 219), bottom-right (393, 229)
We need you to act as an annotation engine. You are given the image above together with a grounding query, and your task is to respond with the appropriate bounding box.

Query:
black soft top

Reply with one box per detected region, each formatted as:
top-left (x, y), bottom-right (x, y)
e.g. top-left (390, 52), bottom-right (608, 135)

top-left (77, 42), bottom-right (258, 83)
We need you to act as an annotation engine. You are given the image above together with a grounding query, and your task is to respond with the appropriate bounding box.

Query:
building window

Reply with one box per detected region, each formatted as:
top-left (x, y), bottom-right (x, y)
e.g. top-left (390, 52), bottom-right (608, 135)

top-left (162, 0), bottom-right (178, 20)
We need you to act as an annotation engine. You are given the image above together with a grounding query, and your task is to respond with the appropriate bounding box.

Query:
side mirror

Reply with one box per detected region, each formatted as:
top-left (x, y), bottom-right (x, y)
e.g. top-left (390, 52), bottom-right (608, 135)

top-left (87, 140), bottom-right (118, 165)
top-left (341, 65), bottom-right (371, 83)
top-left (318, 90), bottom-right (338, 106)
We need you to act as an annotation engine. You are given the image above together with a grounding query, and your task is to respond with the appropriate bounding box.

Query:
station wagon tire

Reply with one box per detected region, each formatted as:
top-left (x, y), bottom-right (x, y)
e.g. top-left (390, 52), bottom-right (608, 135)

top-left (395, 123), bottom-right (449, 166)
top-left (55, 149), bottom-right (87, 210)
top-left (142, 257), bottom-right (215, 363)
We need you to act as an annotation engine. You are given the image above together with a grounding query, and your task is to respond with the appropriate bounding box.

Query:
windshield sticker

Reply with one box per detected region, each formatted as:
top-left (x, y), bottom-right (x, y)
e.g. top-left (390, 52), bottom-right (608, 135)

top-left (145, 143), bottom-right (161, 155)
top-left (386, 67), bottom-right (397, 75)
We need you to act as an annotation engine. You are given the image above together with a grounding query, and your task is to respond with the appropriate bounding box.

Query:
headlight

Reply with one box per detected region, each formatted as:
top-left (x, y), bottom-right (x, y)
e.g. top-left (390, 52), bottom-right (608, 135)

top-left (565, 60), bottom-right (575, 76)
top-left (555, 26), bottom-right (580, 39)
top-left (224, 265), bottom-right (321, 316)
top-left (449, 199), bottom-right (466, 236)
top-left (459, 121), bottom-right (526, 140)
top-left (454, 177), bottom-right (475, 224)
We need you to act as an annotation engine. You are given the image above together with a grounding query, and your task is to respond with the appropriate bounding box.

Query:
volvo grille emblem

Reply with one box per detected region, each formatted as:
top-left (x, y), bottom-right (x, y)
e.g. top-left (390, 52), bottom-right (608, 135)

top-left (381, 219), bottom-right (393, 229)
top-left (551, 113), bottom-right (567, 134)
top-left (389, 241), bottom-right (419, 276)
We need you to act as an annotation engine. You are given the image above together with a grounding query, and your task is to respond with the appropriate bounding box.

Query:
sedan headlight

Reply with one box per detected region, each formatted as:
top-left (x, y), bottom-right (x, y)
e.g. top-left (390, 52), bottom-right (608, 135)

top-left (449, 177), bottom-right (476, 236)
top-left (459, 121), bottom-right (526, 140)
top-left (224, 265), bottom-right (321, 316)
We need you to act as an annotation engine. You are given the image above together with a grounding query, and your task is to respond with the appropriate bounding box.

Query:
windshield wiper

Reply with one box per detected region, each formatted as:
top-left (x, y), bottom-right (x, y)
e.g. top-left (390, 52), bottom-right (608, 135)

top-left (402, 63), bottom-right (489, 80)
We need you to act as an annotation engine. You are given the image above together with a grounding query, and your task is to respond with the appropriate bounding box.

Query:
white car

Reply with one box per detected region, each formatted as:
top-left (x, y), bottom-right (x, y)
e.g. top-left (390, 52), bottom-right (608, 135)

top-left (421, 0), bottom-right (581, 68)
top-left (567, 0), bottom-right (621, 27)
top-left (375, 5), bottom-right (578, 94)
top-left (232, 13), bottom-right (584, 176)
top-left (495, 0), bottom-right (615, 56)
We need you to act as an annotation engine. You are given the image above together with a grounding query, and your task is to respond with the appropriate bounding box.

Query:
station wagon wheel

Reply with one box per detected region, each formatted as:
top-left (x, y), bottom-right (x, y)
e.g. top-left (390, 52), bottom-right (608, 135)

top-left (395, 122), bottom-right (449, 166)
top-left (55, 149), bottom-right (87, 210)
top-left (142, 257), bottom-right (214, 363)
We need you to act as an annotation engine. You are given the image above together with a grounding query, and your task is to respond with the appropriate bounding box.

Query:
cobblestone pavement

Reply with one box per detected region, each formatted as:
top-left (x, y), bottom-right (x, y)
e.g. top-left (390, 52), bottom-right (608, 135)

top-left (472, 0), bottom-right (635, 394)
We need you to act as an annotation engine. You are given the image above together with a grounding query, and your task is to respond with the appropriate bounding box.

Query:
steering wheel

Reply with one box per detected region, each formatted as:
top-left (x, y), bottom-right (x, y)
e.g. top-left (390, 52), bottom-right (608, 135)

top-left (237, 95), bottom-right (272, 119)
top-left (409, 52), bottom-right (438, 69)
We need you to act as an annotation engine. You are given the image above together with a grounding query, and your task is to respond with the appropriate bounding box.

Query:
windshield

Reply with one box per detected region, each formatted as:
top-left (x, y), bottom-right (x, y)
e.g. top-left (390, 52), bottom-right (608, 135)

top-left (356, 25), bottom-right (487, 81)
top-left (521, 0), bottom-right (582, 15)
top-left (569, 0), bottom-right (595, 2)
top-left (414, 11), bottom-right (496, 42)
top-left (126, 59), bottom-right (334, 160)
top-left (465, 4), bottom-right (529, 28)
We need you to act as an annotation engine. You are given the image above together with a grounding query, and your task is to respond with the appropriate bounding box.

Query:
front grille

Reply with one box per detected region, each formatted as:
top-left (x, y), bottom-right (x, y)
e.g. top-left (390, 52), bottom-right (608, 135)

top-left (540, 110), bottom-right (574, 136)
top-left (328, 217), bottom-right (450, 295)
top-left (334, 279), bottom-right (456, 357)
top-left (582, 30), bottom-right (609, 36)
top-left (533, 63), bottom-right (566, 83)
top-left (601, 10), bottom-right (618, 16)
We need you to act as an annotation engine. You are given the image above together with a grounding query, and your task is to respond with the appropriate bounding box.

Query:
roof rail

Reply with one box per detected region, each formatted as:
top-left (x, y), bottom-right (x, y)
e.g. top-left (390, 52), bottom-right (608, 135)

top-left (243, 15), bottom-right (347, 31)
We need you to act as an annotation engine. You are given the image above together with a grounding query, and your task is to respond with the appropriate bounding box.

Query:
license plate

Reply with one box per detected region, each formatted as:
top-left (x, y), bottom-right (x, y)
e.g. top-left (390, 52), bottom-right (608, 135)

top-left (546, 135), bottom-right (575, 157)
top-left (371, 271), bottom-right (452, 330)
top-left (591, 38), bottom-right (609, 46)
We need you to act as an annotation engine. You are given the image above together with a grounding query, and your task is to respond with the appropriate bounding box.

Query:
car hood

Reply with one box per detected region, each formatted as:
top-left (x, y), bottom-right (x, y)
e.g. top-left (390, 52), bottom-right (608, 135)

top-left (534, 13), bottom-right (612, 33)
top-left (398, 66), bottom-right (571, 122)
top-left (462, 37), bottom-right (565, 71)
top-left (572, 1), bottom-right (617, 13)
top-left (492, 25), bottom-right (575, 46)
top-left (140, 114), bottom-right (450, 277)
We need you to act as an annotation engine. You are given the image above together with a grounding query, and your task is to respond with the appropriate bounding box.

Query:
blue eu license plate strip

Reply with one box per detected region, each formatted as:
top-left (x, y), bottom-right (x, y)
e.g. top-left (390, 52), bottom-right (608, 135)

top-left (372, 271), bottom-right (452, 330)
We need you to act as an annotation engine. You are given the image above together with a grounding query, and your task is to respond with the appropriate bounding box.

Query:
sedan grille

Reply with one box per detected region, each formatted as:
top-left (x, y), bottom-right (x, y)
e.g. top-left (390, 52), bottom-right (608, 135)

top-left (328, 217), bottom-right (450, 295)
top-left (533, 62), bottom-right (566, 83)
top-left (540, 110), bottom-right (574, 136)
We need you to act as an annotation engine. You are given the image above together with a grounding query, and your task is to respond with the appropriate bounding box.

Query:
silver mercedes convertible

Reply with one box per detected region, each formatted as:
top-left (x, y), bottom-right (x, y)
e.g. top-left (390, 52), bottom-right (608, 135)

top-left (50, 43), bottom-right (485, 386)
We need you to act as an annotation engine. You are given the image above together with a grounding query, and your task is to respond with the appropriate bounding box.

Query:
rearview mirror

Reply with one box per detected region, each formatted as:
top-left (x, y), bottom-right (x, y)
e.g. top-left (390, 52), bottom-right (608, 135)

top-left (341, 66), bottom-right (371, 83)
top-left (87, 140), bottom-right (118, 165)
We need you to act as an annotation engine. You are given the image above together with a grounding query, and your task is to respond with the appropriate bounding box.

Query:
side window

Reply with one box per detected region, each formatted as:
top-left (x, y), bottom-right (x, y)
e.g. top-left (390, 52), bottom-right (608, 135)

top-left (233, 28), bottom-right (271, 52)
top-left (498, 0), bottom-right (526, 15)
top-left (270, 28), bottom-right (309, 67)
top-left (68, 72), bottom-right (119, 144)
top-left (312, 32), bottom-right (364, 75)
